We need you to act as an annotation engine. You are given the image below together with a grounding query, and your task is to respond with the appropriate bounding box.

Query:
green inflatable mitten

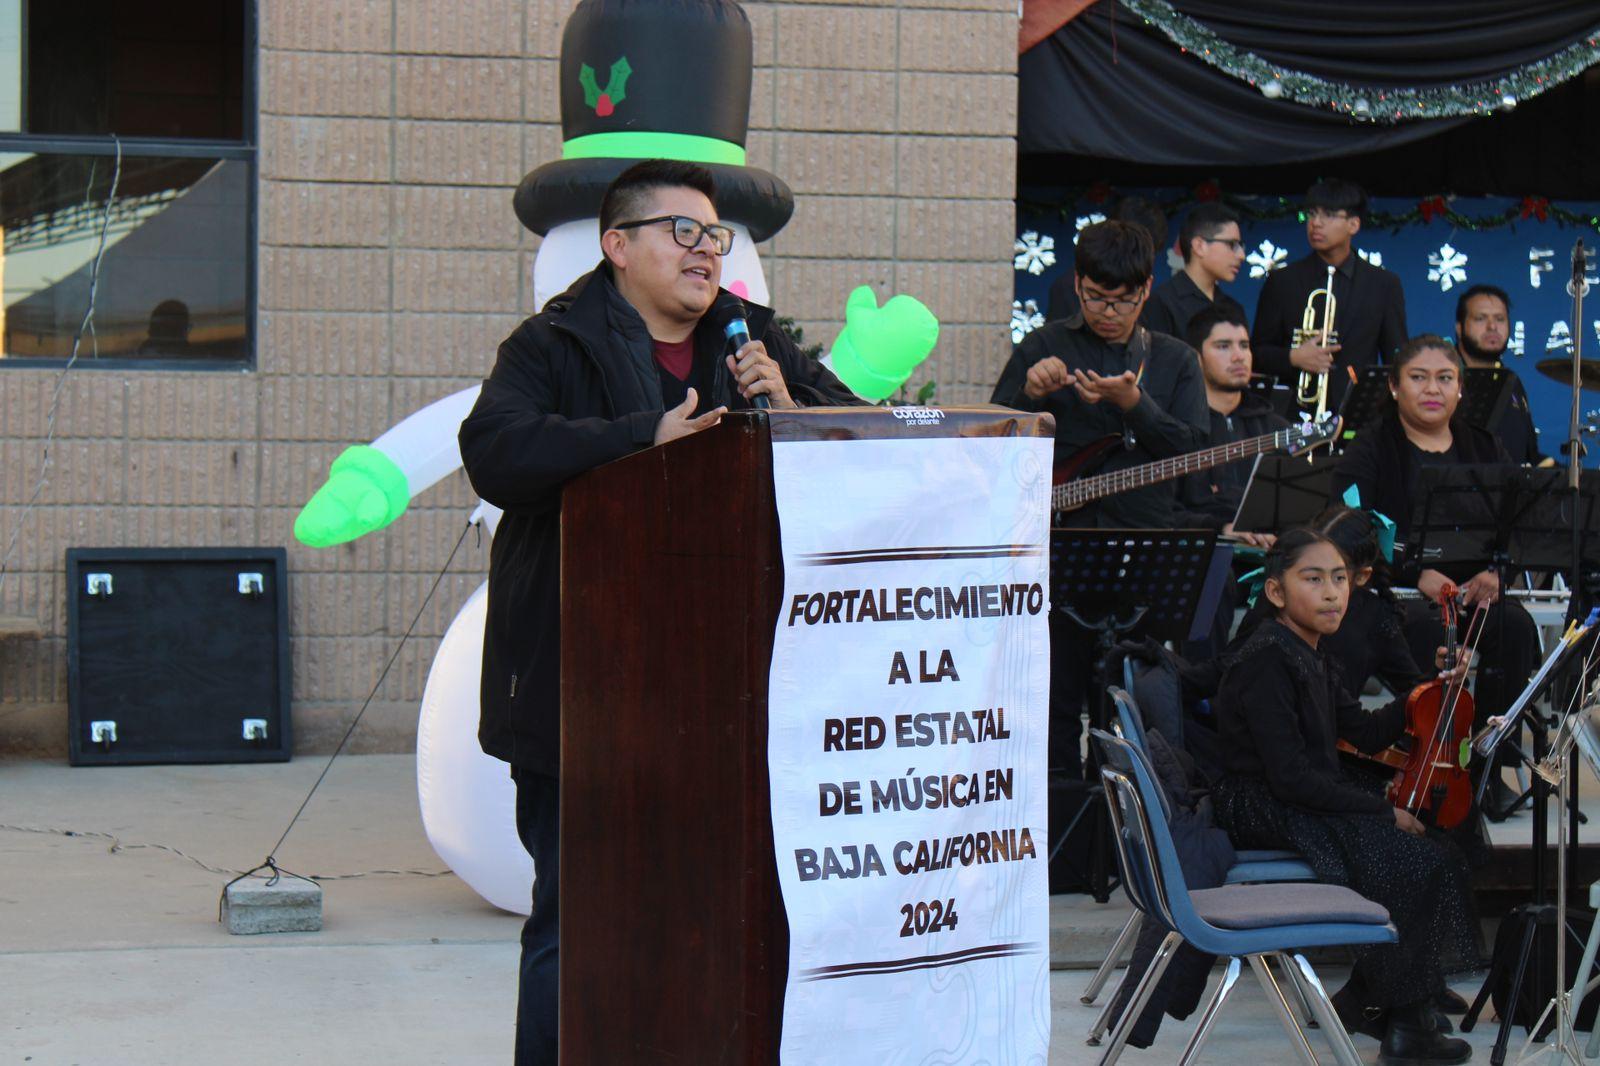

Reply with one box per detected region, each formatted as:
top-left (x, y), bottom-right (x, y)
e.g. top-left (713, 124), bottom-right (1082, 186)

top-left (293, 445), bottom-right (411, 548)
top-left (829, 286), bottom-right (940, 401)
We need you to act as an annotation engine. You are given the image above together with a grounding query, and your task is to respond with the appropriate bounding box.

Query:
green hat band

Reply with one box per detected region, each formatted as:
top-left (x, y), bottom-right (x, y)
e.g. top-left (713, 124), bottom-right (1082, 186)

top-left (561, 131), bottom-right (747, 166)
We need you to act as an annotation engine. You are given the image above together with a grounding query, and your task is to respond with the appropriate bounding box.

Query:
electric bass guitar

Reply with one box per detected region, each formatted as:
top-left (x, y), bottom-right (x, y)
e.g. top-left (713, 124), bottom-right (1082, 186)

top-left (1051, 417), bottom-right (1341, 514)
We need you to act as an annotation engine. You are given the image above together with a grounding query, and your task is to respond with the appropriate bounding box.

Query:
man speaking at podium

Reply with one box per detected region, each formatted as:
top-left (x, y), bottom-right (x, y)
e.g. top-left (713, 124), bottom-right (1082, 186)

top-left (459, 159), bottom-right (857, 1064)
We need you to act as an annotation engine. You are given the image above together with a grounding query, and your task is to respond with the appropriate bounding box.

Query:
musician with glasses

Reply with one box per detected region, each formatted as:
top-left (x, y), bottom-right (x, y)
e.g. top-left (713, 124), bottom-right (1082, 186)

top-left (993, 219), bottom-right (1208, 775)
top-left (460, 158), bottom-right (858, 1065)
top-left (1253, 179), bottom-right (1408, 412)
top-left (1139, 203), bottom-right (1248, 342)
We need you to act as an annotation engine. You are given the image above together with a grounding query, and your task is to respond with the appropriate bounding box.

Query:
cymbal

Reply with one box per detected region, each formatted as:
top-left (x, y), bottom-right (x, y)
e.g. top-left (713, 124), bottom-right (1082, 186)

top-left (1536, 357), bottom-right (1600, 390)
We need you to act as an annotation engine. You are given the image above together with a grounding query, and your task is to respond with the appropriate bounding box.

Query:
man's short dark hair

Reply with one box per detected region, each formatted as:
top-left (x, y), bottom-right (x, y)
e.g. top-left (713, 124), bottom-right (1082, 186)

top-left (1075, 221), bottom-right (1153, 292)
top-left (1455, 283), bottom-right (1511, 325)
top-left (1178, 203), bottom-right (1240, 263)
top-left (1111, 195), bottom-right (1168, 271)
top-left (1304, 178), bottom-right (1368, 222)
top-left (599, 159), bottom-right (718, 235)
top-left (1185, 303), bottom-right (1250, 352)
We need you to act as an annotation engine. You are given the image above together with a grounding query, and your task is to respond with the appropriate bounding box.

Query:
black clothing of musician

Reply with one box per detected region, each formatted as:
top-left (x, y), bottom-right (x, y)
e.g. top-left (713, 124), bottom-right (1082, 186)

top-left (993, 220), bottom-right (1208, 776)
top-left (1174, 387), bottom-right (1288, 530)
top-left (1253, 251), bottom-right (1407, 409)
top-left (1213, 620), bottom-right (1482, 1011)
top-left (459, 162), bottom-right (859, 1066)
top-left (991, 316), bottom-right (1209, 528)
top-left (1333, 409), bottom-right (1539, 737)
top-left (1232, 584), bottom-right (1422, 703)
top-left (1140, 270), bottom-right (1247, 346)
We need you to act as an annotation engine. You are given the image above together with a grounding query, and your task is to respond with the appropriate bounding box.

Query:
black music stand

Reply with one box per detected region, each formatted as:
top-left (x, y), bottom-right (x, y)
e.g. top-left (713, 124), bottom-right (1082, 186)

top-left (1048, 528), bottom-right (1217, 901)
top-left (1461, 367), bottom-right (1517, 435)
top-left (1408, 465), bottom-right (1600, 581)
top-left (1334, 365), bottom-right (1391, 449)
top-left (1413, 466), bottom-right (1600, 1064)
top-left (1231, 452), bottom-right (1339, 535)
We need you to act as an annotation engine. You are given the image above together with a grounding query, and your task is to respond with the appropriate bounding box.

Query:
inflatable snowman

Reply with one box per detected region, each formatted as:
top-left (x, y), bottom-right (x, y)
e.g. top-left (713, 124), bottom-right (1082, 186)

top-left (294, 0), bottom-right (939, 914)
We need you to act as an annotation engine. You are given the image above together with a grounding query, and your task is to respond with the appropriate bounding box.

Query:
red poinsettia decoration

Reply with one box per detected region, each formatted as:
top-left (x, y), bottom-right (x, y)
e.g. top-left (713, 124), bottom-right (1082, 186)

top-left (1519, 195), bottom-right (1550, 222)
top-left (1086, 181), bottom-right (1113, 205)
top-left (1194, 180), bottom-right (1222, 203)
top-left (1418, 195), bottom-right (1449, 222)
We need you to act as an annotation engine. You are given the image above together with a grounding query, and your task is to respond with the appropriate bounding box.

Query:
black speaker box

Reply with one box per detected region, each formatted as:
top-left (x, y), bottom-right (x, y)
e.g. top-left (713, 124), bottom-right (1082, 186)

top-left (66, 547), bottom-right (291, 765)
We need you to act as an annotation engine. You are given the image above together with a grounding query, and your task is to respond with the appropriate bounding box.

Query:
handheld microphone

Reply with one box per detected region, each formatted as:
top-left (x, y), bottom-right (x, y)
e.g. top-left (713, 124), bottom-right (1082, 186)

top-left (713, 291), bottom-right (769, 410)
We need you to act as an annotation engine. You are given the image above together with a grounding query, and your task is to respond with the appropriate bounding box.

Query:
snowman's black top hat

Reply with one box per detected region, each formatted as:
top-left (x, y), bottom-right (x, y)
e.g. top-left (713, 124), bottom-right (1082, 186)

top-left (514, 0), bottom-right (793, 242)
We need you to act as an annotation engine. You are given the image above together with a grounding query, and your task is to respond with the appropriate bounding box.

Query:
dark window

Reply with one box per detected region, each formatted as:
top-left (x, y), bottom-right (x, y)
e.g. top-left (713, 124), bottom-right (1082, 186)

top-left (0, 1), bottom-right (254, 368)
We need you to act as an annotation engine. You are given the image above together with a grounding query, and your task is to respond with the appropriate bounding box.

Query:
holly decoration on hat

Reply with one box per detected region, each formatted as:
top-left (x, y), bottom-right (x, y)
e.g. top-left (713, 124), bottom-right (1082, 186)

top-left (580, 57), bottom-right (632, 117)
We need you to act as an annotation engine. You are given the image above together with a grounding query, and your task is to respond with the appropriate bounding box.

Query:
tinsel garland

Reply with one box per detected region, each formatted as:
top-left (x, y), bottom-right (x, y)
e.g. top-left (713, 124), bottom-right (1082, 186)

top-left (1017, 185), bottom-right (1600, 235)
top-left (1120, 0), bottom-right (1600, 123)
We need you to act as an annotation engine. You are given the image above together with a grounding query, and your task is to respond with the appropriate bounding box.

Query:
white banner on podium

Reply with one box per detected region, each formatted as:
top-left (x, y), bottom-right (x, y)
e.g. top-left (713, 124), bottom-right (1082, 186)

top-left (768, 422), bottom-right (1052, 1065)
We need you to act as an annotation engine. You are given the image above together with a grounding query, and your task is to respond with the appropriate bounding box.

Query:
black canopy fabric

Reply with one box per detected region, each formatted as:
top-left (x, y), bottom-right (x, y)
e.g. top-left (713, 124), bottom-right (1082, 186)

top-left (1020, 1), bottom-right (1600, 165)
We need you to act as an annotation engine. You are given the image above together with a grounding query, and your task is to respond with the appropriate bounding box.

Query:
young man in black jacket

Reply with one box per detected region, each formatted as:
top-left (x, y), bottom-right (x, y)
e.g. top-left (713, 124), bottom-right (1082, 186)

top-left (1174, 304), bottom-right (1289, 534)
top-left (1175, 304), bottom-right (1287, 657)
top-left (458, 159), bottom-right (858, 1065)
top-left (1252, 179), bottom-right (1407, 412)
top-left (1139, 203), bottom-right (1247, 344)
top-left (993, 220), bottom-right (1208, 776)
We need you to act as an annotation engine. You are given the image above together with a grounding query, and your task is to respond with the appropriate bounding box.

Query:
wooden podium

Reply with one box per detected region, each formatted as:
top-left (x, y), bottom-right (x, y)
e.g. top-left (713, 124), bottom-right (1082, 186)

top-left (558, 407), bottom-right (1051, 1064)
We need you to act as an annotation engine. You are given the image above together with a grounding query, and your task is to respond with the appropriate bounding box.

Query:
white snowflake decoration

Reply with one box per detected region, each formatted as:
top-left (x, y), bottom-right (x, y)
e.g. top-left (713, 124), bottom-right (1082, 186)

top-left (1011, 299), bottom-right (1044, 344)
top-left (1072, 213), bottom-right (1106, 245)
top-left (1356, 248), bottom-right (1384, 268)
top-left (1013, 230), bottom-right (1057, 275)
top-left (1427, 243), bottom-right (1469, 292)
top-left (1246, 239), bottom-right (1287, 278)
top-left (1510, 321), bottom-right (1525, 358)
top-left (1165, 244), bottom-right (1184, 277)
top-left (1547, 320), bottom-right (1572, 356)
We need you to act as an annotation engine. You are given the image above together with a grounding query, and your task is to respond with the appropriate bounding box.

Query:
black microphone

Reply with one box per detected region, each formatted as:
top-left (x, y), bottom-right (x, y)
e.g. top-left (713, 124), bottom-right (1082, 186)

top-left (1575, 238), bottom-right (1587, 281)
top-left (712, 291), bottom-right (769, 410)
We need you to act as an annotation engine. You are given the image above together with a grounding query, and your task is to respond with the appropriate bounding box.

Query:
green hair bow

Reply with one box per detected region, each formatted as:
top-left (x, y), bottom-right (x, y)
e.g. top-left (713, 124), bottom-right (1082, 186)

top-left (1341, 484), bottom-right (1396, 563)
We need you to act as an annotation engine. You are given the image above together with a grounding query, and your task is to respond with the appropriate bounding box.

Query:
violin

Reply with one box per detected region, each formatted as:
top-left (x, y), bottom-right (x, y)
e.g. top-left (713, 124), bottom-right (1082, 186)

top-left (1391, 586), bottom-right (1486, 830)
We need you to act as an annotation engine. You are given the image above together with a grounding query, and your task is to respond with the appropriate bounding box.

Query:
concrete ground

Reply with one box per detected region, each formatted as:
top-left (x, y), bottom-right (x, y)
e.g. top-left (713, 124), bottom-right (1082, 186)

top-left (0, 755), bottom-right (1568, 1064)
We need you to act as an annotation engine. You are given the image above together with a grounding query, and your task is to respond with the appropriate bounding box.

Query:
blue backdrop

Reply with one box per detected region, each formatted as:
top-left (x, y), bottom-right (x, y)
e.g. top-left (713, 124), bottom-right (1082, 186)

top-left (1013, 193), bottom-right (1600, 466)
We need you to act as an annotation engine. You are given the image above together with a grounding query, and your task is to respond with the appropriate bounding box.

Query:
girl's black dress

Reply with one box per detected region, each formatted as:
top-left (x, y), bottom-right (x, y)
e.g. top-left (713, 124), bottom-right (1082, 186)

top-left (1212, 620), bottom-right (1481, 1008)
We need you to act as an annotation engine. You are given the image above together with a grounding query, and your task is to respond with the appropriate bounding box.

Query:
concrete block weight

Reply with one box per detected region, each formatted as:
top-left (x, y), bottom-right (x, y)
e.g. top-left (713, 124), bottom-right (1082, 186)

top-left (223, 877), bottom-right (324, 935)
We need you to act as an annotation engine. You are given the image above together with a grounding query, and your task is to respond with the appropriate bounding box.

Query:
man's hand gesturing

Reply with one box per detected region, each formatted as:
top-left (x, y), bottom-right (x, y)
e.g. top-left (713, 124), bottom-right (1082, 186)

top-left (1023, 356), bottom-right (1073, 399)
top-left (653, 388), bottom-right (727, 446)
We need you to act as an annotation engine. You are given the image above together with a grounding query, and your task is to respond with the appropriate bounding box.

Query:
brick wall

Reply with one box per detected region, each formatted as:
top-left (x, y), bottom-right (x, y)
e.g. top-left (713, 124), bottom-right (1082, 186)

top-left (0, 0), bottom-right (1017, 756)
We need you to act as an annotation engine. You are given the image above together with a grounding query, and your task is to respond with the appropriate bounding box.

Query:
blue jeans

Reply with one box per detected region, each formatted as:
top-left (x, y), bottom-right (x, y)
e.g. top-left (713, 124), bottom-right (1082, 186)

top-left (512, 767), bottom-right (559, 1066)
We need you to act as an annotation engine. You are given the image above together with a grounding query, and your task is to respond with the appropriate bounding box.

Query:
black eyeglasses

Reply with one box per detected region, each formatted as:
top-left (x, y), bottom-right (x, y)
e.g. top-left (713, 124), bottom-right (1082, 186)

top-left (1198, 237), bottom-right (1245, 253)
top-left (1079, 287), bottom-right (1145, 315)
top-left (611, 215), bottom-right (735, 256)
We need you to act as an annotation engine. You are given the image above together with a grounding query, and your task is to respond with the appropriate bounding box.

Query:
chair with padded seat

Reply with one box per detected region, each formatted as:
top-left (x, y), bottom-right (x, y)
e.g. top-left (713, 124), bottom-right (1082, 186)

top-left (1088, 727), bottom-right (1398, 1066)
top-left (1080, 684), bottom-right (1317, 1034)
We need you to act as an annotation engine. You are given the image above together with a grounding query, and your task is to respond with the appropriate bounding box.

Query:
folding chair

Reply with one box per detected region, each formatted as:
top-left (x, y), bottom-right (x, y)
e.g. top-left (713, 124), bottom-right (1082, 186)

top-left (1089, 728), bottom-right (1399, 1066)
top-left (1080, 685), bottom-right (1315, 1025)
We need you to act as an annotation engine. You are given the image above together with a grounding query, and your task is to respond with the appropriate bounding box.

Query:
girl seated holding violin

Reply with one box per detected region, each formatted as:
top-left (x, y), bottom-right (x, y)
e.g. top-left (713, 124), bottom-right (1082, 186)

top-left (1333, 333), bottom-right (1540, 819)
top-left (1214, 527), bottom-right (1481, 1065)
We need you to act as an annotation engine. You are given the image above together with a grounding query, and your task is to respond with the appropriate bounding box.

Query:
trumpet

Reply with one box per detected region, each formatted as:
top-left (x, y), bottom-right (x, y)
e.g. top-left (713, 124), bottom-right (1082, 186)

top-left (1291, 263), bottom-right (1339, 419)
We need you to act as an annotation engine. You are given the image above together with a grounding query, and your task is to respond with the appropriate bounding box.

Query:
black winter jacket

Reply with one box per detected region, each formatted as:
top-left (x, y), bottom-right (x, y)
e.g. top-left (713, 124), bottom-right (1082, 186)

top-left (458, 262), bottom-right (861, 775)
